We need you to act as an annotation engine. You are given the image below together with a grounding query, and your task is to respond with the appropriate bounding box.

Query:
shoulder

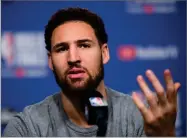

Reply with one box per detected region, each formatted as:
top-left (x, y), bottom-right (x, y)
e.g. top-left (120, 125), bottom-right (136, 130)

top-left (106, 86), bottom-right (141, 113)
top-left (3, 92), bottom-right (61, 136)
top-left (22, 92), bottom-right (60, 116)
top-left (20, 92), bottom-right (61, 127)
top-left (106, 87), bottom-right (134, 105)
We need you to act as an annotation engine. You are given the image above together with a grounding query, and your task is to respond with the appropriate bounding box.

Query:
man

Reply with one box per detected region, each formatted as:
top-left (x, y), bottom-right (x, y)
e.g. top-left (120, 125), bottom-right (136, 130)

top-left (3, 7), bottom-right (181, 137)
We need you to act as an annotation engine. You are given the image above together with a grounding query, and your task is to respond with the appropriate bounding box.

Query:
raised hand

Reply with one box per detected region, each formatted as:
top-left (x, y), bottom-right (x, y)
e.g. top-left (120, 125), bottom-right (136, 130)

top-left (132, 69), bottom-right (181, 136)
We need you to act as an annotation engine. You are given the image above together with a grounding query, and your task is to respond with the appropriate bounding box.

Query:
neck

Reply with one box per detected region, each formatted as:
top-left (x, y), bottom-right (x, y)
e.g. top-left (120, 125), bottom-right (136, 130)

top-left (61, 80), bottom-right (107, 128)
top-left (95, 80), bottom-right (107, 99)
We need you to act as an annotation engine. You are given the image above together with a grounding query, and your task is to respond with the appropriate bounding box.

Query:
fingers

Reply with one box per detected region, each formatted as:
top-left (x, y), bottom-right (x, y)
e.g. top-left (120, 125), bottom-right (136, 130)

top-left (164, 69), bottom-right (177, 103)
top-left (137, 75), bottom-right (158, 110)
top-left (174, 82), bottom-right (181, 92)
top-left (134, 69), bottom-right (180, 136)
top-left (145, 70), bottom-right (166, 106)
top-left (136, 69), bottom-right (180, 111)
top-left (132, 92), bottom-right (151, 120)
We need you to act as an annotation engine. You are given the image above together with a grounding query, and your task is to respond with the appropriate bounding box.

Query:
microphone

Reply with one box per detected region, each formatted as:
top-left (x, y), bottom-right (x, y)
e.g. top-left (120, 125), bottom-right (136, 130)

top-left (84, 90), bottom-right (108, 136)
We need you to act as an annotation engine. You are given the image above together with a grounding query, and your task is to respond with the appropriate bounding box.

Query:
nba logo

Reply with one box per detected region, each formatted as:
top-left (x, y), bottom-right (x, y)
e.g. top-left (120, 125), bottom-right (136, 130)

top-left (1, 32), bottom-right (14, 67)
top-left (89, 97), bottom-right (104, 106)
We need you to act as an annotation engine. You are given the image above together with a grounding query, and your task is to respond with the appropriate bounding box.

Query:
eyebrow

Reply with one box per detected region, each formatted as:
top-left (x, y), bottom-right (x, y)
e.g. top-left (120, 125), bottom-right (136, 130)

top-left (52, 39), bottom-right (95, 50)
top-left (53, 42), bottom-right (68, 50)
top-left (76, 39), bottom-right (95, 44)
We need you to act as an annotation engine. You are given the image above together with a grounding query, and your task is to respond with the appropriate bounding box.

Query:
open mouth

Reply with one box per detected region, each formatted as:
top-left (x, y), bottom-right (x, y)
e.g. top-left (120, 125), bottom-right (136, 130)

top-left (67, 68), bottom-right (86, 79)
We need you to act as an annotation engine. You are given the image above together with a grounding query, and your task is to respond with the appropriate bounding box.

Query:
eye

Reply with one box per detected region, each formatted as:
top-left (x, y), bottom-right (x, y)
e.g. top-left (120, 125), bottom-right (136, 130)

top-left (79, 43), bottom-right (90, 48)
top-left (56, 46), bottom-right (69, 52)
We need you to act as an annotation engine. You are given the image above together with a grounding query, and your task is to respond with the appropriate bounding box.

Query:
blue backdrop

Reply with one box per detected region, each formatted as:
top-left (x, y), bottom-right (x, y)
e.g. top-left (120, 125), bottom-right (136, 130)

top-left (1, 1), bottom-right (186, 136)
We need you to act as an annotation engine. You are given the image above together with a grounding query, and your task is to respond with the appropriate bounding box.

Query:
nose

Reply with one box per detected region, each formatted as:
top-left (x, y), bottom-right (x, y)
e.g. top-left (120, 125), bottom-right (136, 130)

top-left (67, 45), bottom-right (81, 65)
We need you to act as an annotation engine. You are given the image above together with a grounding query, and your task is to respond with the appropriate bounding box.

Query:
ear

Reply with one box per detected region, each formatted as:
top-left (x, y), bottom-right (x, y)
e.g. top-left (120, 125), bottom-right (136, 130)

top-left (101, 43), bottom-right (110, 64)
top-left (48, 52), bottom-right (54, 71)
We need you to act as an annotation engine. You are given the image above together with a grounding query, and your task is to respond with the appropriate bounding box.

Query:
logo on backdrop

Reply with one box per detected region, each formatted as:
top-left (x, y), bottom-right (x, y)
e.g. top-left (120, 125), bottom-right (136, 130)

top-left (117, 44), bottom-right (179, 61)
top-left (125, 0), bottom-right (177, 14)
top-left (1, 31), bottom-right (48, 78)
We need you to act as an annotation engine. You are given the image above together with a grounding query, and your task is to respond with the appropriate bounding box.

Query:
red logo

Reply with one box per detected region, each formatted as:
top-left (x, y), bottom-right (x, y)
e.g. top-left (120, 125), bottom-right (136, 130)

top-left (143, 4), bottom-right (154, 14)
top-left (117, 45), bottom-right (136, 61)
top-left (15, 67), bottom-right (25, 78)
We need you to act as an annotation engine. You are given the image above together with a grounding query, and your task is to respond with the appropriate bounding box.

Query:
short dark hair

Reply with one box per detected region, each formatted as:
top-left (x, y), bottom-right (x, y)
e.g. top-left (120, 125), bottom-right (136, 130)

top-left (44, 7), bottom-right (108, 51)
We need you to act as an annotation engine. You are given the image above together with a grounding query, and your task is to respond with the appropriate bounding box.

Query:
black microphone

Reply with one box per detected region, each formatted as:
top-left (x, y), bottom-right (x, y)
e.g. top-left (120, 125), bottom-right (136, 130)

top-left (84, 90), bottom-right (108, 136)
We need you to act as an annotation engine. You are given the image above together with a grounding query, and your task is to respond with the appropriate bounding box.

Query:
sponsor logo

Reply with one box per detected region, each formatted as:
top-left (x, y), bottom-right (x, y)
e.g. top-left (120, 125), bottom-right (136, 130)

top-left (125, 0), bottom-right (177, 14)
top-left (117, 44), bottom-right (178, 61)
top-left (117, 45), bottom-right (136, 61)
top-left (1, 31), bottom-right (48, 78)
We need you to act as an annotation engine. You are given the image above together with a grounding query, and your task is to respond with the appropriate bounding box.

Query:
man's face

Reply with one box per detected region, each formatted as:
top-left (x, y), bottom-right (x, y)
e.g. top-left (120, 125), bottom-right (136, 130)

top-left (49, 21), bottom-right (109, 96)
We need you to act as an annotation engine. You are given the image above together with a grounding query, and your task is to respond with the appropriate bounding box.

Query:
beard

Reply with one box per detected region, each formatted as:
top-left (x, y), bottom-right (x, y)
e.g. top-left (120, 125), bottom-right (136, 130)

top-left (52, 58), bottom-right (104, 98)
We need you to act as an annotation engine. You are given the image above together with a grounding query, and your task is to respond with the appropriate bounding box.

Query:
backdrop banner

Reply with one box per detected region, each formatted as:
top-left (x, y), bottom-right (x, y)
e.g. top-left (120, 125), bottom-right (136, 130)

top-left (1, 1), bottom-right (186, 136)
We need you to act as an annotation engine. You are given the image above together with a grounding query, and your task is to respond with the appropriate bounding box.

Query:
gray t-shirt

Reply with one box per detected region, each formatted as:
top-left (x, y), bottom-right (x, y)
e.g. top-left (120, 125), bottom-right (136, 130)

top-left (3, 87), bottom-right (146, 137)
